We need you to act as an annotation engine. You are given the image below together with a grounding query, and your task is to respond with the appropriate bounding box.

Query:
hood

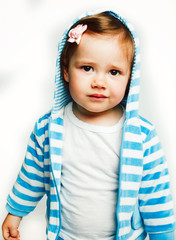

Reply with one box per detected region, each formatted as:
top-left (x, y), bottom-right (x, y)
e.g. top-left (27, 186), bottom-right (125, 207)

top-left (51, 8), bottom-right (140, 120)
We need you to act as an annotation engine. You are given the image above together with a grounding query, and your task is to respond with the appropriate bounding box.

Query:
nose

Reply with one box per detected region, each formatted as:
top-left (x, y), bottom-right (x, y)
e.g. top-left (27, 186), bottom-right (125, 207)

top-left (91, 73), bottom-right (107, 89)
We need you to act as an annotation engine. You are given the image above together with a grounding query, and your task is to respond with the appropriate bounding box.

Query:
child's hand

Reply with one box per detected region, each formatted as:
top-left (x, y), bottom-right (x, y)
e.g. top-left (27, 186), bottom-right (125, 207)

top-left (2, 213), bottom-right (22, 240)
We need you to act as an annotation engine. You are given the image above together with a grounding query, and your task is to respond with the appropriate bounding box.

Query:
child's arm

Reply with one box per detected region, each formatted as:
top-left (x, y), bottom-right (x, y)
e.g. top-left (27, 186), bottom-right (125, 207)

top-left (2, 213), bottom-right (22, 240)
top-left (139, 126), bottom-right (175, 239)
top-left (4, 114), bottom-right (49, 232)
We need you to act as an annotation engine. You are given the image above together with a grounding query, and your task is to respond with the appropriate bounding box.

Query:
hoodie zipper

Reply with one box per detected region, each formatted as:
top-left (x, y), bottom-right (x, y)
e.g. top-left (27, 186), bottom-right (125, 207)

top-left (49, 117), bottom-right (62, 239)
top-left (116, 120), bottom-right (127, 239)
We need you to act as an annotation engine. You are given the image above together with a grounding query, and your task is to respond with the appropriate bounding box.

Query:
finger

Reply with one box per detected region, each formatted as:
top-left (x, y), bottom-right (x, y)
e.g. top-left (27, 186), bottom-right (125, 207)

top-left (17, 230), bottom-right (20, 238)
top-left (2, 227), bottom-right (10, 240)
top-left (9, 227), bottom-right (18, 238)
top-left (8, 237), bottom-right (20, 240)
top-left (3, 230), bottom-right (20, 240)
top-left (17, 231), bottom-right (20, 239)
top-left (7, 234), bottom-right (20, 240)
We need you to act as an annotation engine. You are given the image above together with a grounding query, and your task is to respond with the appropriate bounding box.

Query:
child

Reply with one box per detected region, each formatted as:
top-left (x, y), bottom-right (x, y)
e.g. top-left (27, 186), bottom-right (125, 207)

top-left (2, 9), bottom-right (175, 240)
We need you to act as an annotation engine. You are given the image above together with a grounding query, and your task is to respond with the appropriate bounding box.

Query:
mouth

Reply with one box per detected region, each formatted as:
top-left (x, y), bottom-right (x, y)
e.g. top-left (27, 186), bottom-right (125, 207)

top-left (88, 94), bottom-right (107, 101)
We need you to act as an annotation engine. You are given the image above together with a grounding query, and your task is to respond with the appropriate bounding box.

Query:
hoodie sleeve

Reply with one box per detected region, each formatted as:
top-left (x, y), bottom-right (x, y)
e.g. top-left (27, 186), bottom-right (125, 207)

top-left (6, 119), bottom-right (47, 217)
top-left (139, 126), bottom-right (175, 239)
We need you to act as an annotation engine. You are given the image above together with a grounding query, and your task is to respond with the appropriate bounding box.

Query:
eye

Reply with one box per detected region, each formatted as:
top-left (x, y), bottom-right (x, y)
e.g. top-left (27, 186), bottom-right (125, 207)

top-left (81, 66), bottom-right (93, 72)
top-left (109, 69), bottom-right (120, 76)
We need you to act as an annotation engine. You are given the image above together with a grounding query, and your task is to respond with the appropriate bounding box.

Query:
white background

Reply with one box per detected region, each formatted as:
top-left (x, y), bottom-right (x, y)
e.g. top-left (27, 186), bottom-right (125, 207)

top-left (0, 0), bottom-right (176, 239)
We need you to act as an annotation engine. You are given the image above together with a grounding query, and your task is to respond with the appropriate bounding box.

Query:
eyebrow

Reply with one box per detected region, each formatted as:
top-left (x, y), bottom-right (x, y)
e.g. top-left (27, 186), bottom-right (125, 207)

top-left (74, 59), bottom-right (96, 65)
top-left (75, 59), bottom-right (122, 67)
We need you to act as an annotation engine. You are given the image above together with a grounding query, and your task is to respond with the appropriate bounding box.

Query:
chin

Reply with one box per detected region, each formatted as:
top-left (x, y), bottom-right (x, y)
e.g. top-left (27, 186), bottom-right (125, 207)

top-left (83, 106), bottom-right (110, 114)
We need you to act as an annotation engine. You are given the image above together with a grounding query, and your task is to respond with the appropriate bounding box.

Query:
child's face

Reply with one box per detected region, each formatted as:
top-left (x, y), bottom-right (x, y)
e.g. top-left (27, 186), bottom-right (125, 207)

top-left (64, 33), bottom-right (132, 119)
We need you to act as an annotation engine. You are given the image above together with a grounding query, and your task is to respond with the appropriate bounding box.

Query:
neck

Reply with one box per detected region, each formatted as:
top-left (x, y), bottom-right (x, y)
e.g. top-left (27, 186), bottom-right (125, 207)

top-left (72, 102), bottom-right (123, 126)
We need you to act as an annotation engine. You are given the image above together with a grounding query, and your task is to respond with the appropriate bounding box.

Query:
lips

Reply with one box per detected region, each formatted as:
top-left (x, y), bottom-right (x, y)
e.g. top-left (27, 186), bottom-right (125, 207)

top-left (88, 93), bottom-right (107, 100)
top-left (89, 94), bottom-right (107, 98)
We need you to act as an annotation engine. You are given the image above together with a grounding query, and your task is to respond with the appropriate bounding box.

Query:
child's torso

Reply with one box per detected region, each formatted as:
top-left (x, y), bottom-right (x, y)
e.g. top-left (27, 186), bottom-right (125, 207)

top-left (59, 102), bottom-right (125, 240)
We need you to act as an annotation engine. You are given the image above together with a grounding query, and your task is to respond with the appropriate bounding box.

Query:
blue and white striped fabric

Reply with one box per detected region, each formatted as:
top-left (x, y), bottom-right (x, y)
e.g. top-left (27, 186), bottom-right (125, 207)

top-left (6, 8), bottom-right (175, 240)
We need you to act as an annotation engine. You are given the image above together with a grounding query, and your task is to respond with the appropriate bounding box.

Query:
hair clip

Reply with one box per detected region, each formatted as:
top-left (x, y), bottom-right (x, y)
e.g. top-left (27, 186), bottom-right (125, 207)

top-left (67, 24), bottom-right (87, 45)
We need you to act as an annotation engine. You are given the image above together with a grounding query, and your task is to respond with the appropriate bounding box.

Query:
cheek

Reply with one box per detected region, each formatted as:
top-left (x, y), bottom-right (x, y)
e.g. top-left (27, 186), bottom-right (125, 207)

top-left (111, 82), bottom-right (128, 100)
top-left (69, 80), bottom-right (83, 98)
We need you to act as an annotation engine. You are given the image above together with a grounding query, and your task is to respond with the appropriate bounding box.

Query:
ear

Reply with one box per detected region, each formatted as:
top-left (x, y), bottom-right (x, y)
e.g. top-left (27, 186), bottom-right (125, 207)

top-left (64, 68), bottom-right (69, 82)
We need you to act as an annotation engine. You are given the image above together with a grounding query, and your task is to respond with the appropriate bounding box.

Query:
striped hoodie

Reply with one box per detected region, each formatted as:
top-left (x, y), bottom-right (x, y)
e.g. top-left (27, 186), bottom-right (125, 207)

top-left (6, 8), bottom-right (175, 240)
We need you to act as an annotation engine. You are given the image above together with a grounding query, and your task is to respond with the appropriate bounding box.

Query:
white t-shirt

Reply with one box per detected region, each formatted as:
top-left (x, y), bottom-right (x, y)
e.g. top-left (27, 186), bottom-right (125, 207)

top-left (59, 102), bottom-right (125, 240)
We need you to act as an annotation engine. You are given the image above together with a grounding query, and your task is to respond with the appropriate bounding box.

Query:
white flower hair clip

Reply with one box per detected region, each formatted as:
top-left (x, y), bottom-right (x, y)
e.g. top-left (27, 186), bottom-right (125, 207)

top-left (67, 24), bottom-right (87, 45)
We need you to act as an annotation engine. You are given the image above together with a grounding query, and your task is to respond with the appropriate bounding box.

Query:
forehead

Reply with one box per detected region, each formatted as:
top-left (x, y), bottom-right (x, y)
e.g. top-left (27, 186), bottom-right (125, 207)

top-left (70, 33), bottom-right (132, 65)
